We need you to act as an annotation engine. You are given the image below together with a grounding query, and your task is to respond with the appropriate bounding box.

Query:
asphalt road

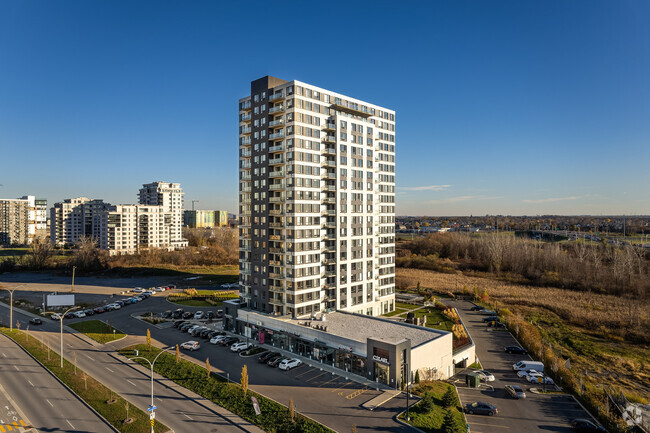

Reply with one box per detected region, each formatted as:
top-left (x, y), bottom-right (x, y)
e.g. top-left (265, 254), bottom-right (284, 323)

top-left (98, 296), bottom-right (411, 433)
top-left (0, 333), bottom-right (117, 433)
top-left (447, 298), bottom-right (597, 433)
top-left (0, 302), bottom-right (265, 433)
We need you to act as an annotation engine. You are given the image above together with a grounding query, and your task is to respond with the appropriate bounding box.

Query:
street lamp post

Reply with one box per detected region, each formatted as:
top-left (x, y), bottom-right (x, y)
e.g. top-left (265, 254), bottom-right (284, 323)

top-left (2, 284), bottom-right (25, 331)
top-left (132, 347), bottom-right (174, 433)
top-left (43, 306), bottom-right (80, 368)
top-left (404, 362), bottom-right (410, 421)
top-left (71, 266), bottom-right (76, 293)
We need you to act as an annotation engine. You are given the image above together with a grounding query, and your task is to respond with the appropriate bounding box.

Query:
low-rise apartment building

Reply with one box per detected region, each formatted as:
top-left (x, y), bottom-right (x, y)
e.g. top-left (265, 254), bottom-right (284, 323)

top-left (99, 204), bottom-right (174, 255)
top-left (50, 197), bottom-right (109, 246)
top-left (184, 210), bottom-right (229, 228)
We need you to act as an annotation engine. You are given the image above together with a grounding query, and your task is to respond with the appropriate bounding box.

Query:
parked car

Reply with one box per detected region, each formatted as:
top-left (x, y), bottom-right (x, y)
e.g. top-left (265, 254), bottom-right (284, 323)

top-left (479, 309), bottom-right (497, 316)
top-left (162, 310), bottom-right (172, 319)
top-left (194, 311), bottom-right (205, 320)
top-left (192, 326), bottom-right (208, 337)
top-left (231, 342), bottom-right (253, 352)
top-left (488, 321), bottom-right (507, 329)
top-left (216, 309), bottom-right (223, 318)
top-left (268, 356), bottom-right (287, 367)
top-left (517, 369), bottom-right (541, 378)
top-left (133, 287), bottom-right (145, 293)
top-left (210, 335), bottom-right (227, 345)
top-left (259, 351), bottom-right (279, 363)
top-left (476, 370), bottom-right (495, 382)
top-left (180, 341), bottom-right (200, 351)
top-left (505, 385), bottom-right (526, 399)
top-left (167, 285), bottom-right (177, 290)
top-left (220, 337), bottom-right (239, 346)
top-left (513, 360), bottom-right (544, 372)
top-left (64, 312), bottom-right (76, 319)
top-left (29, 317), bottom-right (43, 325)
top-left (504, 345), bottom-right (528, 355)
top-left (93, 307), bottom-right (105, 314)
top-left (173, 320), bottom-right (186, 328)
top-left (279, 358), bottom-right (302, 371)
top-left (182, 312), bottom-right (193, 319)
top-left (50, 313), bottom-right (62, 320)
top-left (482, 316), bottom-right (500, 323)
top-left (527, 373), bottom-right (554, 385)
top-left (84, 309), bottom-right (95, 316)
top-left (464, 401), bottom-right (498, 416)
top-left (187, 325), bottom-right (202, 335)
top-left (172, 309), bottom-right (184, 319)
top-left (180, 323), bottom-right (194, 332)
top-left (207, 331), bottom-right (220, 339)
top-left (470, 305), bottom-right (485, 311)
top-left (205, 311), bottom-right (215, 320)
top-left (199, 329), bottom-right (212, 338)
top-left (570, 419), bottom-right (607, 432)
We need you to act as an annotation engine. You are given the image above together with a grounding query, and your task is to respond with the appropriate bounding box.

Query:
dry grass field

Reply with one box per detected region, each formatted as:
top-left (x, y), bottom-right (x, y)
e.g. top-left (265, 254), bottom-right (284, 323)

top-left (397, 268), bottom-right (650, 402)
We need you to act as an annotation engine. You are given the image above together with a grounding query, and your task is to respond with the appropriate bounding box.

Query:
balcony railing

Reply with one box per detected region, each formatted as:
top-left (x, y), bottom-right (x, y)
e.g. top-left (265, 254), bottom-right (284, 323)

top-left (269, 209), bottom-right (284, 216)
top-left (240, 137), bottom-right (251, 146)
top-left (269, 119), bottom-right (284, 127)
top-left (240, 172), bottom-right (251, 180)
top-left (269, 131), bottom-right (285, 140)
top-left (240, 101), bottom-right (251, 111)
top-left (269, 183), bottom-right (285, 190)
top-left (269, 105), bottom-right (285, 114)
top-left (269, 157), bottom-right (285, 165)
top-left (323, 135), bottom-right (336, 144)
top-left (269, 171), bottom-right (285, 178)
top-left (269, 143), bottom-right (285, 152)
top-left (322, 160), bottom-right (336, 168)
top-left (241, 113), bottom-right (251, 122)
top-left (240, 149), bottom-right (251, 158)
top-left (269, 196), bottom-right (284, 203)
top-left (324, 146), bottom-right (336, 154)
top-left (323, 122), bottom-right (336, 131)
top-left (269, 272), bottom-right (285, 279)
top-left (241, 126), bottom-right (252, 135)
top-left (269, 222), bottom-right (285, 228)
top-left (269, 92), bottom-right (284, 102)
top-left (269, 285), bottom-right (284, 293)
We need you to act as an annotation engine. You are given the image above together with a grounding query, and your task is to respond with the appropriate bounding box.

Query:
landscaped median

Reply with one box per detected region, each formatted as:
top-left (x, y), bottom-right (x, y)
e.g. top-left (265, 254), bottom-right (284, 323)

top-left (119, 344), bottom-right (333, 433)
top-left (167, 288), bottom-right (239, 306)
top-left (0, 327), bottom-right (169, 433)
top-left (69, 320), bottom-right (125, 344)
top-left (399, 381), bottom-right (466, 433)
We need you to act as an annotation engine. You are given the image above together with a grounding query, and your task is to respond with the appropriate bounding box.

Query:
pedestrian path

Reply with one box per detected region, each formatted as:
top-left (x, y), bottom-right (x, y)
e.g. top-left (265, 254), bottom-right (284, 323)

top-left (361, 389), bottom-right (402, 411)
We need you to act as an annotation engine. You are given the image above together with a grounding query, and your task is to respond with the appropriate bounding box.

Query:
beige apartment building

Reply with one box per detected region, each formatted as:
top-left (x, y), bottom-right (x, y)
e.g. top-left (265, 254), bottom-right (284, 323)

top-left (138, 181), bottom-right (188, 249)
top-left (0, 196), bottom-right (34, 245)
top-left (238, 76), bottom-right (396, 319)
top-left (99, 204), bottom-right (174, 255)
top-left (50, 197), bottom-right (109, 246)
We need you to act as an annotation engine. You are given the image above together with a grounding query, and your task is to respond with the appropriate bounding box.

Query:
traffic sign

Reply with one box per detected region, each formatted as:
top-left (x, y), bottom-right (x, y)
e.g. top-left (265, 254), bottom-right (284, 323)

top-left (150, 412), bottom-right (156, 420)
top-left (147, 405), bottom-right (157, 412)
top-left (151, 419), bottom-right (155, 426)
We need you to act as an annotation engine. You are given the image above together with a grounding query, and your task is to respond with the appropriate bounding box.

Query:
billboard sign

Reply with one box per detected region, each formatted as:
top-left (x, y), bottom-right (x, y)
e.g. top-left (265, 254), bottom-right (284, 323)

top-left (47, 294), bottom-right (75, 307)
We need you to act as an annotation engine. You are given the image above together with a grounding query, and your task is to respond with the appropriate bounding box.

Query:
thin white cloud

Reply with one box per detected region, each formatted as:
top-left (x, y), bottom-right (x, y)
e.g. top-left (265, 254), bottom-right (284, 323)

top-left (399, 184), bottom-right (452, 192)
top-left (523, 195), bottom-right (591, 204)
top-left (426, 195), bottom-right (502, 205)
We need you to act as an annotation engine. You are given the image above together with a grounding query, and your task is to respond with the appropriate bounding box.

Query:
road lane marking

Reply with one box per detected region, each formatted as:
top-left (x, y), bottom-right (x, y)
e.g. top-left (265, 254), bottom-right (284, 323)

top-left (85, 354), bottom-right (95, 361)
top-left (46, 399), bottom-right (54, 407)
top-left (126, 380), bottom-right (137, 387)
top-left (12, 366), bottom-right (18, 371)
top-left (469, 421), bottom-right (510, 428)
top-left (0, 426), bottom-right (4, 432)
top-left (27, 381), bottom-right (34, 387)
top-left (0, 352), bottom-right (5, 358)
top-left (183, 413), bottom-right (193, 420)
top-left (66, 419), bottom-right (75, 429)
top-left (18, 421), bottom-right (26, 426)
top-left (105, 367), bottom-right (114, 373)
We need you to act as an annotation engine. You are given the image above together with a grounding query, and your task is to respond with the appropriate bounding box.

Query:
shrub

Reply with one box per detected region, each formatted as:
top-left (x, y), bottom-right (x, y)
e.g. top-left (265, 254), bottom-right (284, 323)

top-left (442, 387), bottom-right (458, 408)
top-left (418, 392), bottom-right (435, 413)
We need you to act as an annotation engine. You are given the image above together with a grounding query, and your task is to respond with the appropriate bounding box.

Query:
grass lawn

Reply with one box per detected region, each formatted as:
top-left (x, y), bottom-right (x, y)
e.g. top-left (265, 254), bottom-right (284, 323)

top-left (383, 308), bottom-right (409, 317)
top-left (168, 299), bottom-right (216, 307)
top-left (413, 308), bottom-right (455, 333)
top-left (0, 328), bottom-right (168, 433)
top-left (401, 381), bottom-right (465, 433)
top-left (69, 320), bottom-right (126, 344)
top-left (396, 302), bottom-right (419, 310)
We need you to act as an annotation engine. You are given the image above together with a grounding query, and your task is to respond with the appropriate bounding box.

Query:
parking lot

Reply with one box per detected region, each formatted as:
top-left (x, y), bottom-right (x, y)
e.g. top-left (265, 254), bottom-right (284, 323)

top-left (446, 299), bottom-right (600, 433)
top-left (1, 276), bottom-right (411, 433)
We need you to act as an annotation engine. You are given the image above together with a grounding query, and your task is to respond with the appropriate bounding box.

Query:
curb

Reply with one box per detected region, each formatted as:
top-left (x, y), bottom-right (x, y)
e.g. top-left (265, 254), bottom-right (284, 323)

top-left (0, 331), bottom-right (120, 433)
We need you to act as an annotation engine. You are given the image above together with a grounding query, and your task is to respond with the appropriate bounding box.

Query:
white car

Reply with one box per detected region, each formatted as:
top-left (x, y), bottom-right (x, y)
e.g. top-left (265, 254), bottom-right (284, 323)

top-left (230, 342), bottom-right (253, 352)
top-left (476, 370), bottom-right (495, 382)
top-left (194, 311), bottom-right (205, 320)
top-left (74, 311), bottom-right (86, 318)
top-left (210, 335), bottom-right (227, 345)
top-left (50, 313), bottom-right (62, 321)
top-left (180, 341), bottom-right (200, 351)
top-left (279, 358), bottom-right (302, 371)
top-left (527, 373), bottom-right (554, 385)
top-left (517, 369), bottom-right (541, 378)
top-left (106, 303), bottom-right (120, 310)
top-left (133, 287), bottom-right (144, 293)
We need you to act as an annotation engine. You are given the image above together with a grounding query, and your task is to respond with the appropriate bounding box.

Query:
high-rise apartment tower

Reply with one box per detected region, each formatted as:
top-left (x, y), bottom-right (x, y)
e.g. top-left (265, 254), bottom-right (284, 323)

top-left (238, 76), bottom-right (396, 319)
top-left (138, 181), bottom-right (188, 249)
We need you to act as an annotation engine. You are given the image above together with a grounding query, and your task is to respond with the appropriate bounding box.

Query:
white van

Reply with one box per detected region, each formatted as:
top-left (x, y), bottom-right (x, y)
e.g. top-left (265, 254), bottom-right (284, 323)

top-left (513, 360), bottom-right (544, 372)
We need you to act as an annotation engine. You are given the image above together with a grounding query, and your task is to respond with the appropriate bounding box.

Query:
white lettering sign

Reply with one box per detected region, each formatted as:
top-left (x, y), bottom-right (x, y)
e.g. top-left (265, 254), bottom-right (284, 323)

top-left (373, 355), bottom-right (390, 365)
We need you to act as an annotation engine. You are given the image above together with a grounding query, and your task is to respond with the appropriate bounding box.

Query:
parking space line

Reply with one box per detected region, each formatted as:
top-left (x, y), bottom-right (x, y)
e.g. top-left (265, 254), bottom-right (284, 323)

top-left (305, 371), bottom-right (329, 383)
top-left (293, 367), bottom-right (313, 378)
top-left (317, 376), bottom-right (340, 388)
top-left (331, 381), bottom-right (353, 393)
top-left (345, 386), bottom-right (369, 400)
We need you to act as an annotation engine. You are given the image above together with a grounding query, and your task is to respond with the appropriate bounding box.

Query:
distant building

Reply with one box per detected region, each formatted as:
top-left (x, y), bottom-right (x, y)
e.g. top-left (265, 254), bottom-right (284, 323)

top-left (34, 199), bottom-right (48, 238)
top-left (50, 197), bottom-right (110, 246)
top-left (0, 196), bottom-right (36, 245)
top-left (184, 210), bottom-right (229, 228)
top-left (138, 182), bottom-right (188, 249)
top-left (99, 204), bottom-right (176, 255)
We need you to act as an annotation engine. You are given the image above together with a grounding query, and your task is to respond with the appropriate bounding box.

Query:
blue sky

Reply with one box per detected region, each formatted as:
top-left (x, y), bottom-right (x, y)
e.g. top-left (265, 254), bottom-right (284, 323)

top-left (1, 0), bottom-right (648, 216)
